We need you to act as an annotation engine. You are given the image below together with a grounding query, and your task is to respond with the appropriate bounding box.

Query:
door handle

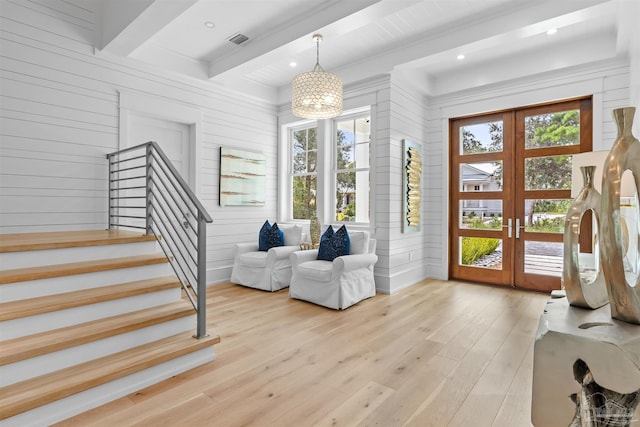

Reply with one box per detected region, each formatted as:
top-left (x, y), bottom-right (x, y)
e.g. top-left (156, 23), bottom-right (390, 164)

top-left (503, 218), bottom-right (512, 238)
top-left (515, 218), bottom-right (522, 239)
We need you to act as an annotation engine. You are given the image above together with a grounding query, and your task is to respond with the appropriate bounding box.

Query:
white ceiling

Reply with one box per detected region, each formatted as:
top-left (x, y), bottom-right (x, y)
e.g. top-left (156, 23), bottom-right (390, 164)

top-left (98, 0), bottom-right (635, 105)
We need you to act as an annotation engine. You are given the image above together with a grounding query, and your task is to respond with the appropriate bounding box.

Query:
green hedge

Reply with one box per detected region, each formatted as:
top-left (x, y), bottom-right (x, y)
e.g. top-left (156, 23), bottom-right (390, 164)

top-left (461, 237), bottom-right (500, 265)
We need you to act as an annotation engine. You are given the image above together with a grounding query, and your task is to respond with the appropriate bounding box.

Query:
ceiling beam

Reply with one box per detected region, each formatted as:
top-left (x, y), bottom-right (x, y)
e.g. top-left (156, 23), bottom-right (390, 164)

top-left (99, 0), bottom-right (198, 57)
top-left (432, 32), bottom-right (619, 97)
top-left (332, 0), bottom-right (613, 87)
top-left (207, 0), bottom-right (391, 79)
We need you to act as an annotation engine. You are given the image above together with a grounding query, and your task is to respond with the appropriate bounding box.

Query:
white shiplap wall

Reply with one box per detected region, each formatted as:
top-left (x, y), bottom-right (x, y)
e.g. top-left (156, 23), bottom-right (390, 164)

top-left (425, 60), bottom-right (632, 281)
top-left (278, 75), bottom-right (430, 294)
top-left (0, 0), bottom-right (278, 284)
top-left (375, 76), bottom-right (428, 294)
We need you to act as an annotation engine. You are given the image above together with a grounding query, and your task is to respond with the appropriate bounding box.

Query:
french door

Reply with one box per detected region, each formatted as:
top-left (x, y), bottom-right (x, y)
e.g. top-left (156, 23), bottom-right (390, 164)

top-left (449, 98), bottom-right (592, 292)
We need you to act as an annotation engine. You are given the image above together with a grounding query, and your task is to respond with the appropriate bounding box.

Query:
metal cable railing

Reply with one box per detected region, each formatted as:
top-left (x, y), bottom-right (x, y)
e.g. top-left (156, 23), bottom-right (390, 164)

top-left (106, 141), bottom-right (212, 338)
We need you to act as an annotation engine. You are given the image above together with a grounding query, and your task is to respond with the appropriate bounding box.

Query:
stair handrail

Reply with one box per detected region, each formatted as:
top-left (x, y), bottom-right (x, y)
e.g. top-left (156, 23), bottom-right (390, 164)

top-left (106, 141), bottom-right (212, 339)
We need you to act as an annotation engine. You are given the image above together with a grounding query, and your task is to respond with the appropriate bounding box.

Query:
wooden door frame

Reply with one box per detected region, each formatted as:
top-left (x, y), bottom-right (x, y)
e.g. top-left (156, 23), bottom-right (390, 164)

top-left (118, 89), bottom-right (202, 195)
top-left (449, 97), bottom-right (593, 291)
top-left (449, 112), bottom-right (515, 286)
top-left (513, 98), bottom-right (593, 292)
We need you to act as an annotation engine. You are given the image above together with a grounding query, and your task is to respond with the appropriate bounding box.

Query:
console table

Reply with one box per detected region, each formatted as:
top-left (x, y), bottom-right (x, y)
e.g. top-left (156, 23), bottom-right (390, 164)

top-left (532, 296), bottom-right (640, 426)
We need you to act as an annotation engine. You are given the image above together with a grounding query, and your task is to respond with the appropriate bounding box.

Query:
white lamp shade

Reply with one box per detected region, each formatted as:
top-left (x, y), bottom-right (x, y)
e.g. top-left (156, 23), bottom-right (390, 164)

top-left (291, 70), bottom-right (343, 119)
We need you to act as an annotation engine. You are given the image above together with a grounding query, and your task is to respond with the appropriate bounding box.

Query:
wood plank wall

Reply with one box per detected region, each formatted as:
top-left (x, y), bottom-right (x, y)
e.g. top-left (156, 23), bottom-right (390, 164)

top-left (0, 0), bottom-right (278, 284)
top-left (0, 0), bottom-right (633, 292)
top-left (424, 61), bottom-right (631, 281)
top-left (378, 79), bottom-right (429, 293)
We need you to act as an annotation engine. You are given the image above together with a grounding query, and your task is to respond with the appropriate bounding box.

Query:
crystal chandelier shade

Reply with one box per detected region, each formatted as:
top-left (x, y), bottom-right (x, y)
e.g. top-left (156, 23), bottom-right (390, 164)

top-left (291, 34), bottom-right (343, 120)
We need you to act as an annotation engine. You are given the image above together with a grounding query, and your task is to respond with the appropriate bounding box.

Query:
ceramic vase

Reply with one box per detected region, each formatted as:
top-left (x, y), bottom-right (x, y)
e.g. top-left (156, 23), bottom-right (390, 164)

top-left (600, 106), bottom-right (640, 324)
top-left (563, 165), bottom-right (608, 309)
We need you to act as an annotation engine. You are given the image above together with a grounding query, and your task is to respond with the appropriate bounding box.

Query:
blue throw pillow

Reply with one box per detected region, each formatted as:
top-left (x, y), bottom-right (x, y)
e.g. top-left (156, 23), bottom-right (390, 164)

top-left (265, 223), bottom-right (284, 250)
top-left (258, 221), bottom-right (284, 252)
top-left (258, 220), bottom-right (271, 251)
top-left (317, 225), bottom-right (350, 261)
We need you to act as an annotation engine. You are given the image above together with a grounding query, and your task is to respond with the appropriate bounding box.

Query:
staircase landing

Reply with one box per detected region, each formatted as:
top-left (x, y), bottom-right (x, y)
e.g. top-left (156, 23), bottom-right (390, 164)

top-left (0, 230), bottom-right (157, 253)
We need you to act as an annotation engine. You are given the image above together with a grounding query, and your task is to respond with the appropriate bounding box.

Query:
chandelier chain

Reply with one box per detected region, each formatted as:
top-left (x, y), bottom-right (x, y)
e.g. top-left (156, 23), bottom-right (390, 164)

top-left (314, 35), bottom-right (323, 72)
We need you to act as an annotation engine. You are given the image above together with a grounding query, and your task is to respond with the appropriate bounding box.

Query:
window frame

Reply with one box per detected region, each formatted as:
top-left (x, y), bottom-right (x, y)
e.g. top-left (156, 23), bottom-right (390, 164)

top-left (280, 106), bottom-right (374, 229)
top-left (331, 110), bottom-right (372, 225)
top-left (288, 123), bottom-right (318, 221)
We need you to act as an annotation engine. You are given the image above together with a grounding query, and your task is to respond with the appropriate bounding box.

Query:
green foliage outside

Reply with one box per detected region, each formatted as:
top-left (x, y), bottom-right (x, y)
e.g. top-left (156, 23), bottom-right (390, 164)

top-left (292, 127), bottom-right (317, 219)
top-left (336, 204), bottom-right (356, 221)
top-left (461, 237), bottom-right (500, 265)
top-left (462, 110), bottom-right (579, 227)
top-left (523, 111), bottom-right (577, 224)
top-left (533, 200), bottom-right (571, 214)
top-left (525, 217), bottom-right (565, 233)
top-left (464, 216), bottom-right (502, 230)
top-left (336, 129), bottom-right (356, 220)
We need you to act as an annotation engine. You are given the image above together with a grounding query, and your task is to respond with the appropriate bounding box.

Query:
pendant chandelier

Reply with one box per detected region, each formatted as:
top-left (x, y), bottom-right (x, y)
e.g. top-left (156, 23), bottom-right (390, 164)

top-left (291, 34), bottom-right (343, 120)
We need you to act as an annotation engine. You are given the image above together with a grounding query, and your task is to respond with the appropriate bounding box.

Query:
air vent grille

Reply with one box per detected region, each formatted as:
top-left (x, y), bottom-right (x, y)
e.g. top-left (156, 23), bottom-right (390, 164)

top-left (228, 33), bottom-right (249, 45)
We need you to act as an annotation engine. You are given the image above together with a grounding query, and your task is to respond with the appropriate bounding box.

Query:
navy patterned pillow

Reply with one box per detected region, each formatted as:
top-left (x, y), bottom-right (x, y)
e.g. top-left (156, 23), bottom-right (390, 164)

top-left (258, 220), bottom-right (271, 251)
top-left (260, 222), bottom-right (284, 251)
top-left (317, 225), bottom-right (350, 261)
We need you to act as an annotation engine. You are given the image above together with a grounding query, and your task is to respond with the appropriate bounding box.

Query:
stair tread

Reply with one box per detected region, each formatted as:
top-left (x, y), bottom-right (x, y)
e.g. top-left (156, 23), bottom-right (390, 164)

top-left (0, 253), bottom-right (169, 285)
top-left (0, 230), bottom-right (157, 253)
top-left (0, 300), bottom-right (194, 366)
top-left (0, 276), bottom-right (181, 322)
top-left (0, 332), bottom-right (220, 420)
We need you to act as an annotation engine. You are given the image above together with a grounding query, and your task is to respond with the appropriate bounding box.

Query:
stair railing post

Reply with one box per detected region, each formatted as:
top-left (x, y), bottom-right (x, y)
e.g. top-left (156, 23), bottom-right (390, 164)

top-left (145, 143), bottom-right (153, 236)
top-left (195, 212), bottom-right (208, 339)
top-left (107, 153), bottom-right (113, 229)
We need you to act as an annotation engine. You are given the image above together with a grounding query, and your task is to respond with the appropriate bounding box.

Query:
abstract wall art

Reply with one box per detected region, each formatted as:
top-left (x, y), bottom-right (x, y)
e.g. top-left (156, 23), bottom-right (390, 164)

top-left (219, 147), bottom-right (266, 206)
top-left (402, 139), bottom-right (422, 233)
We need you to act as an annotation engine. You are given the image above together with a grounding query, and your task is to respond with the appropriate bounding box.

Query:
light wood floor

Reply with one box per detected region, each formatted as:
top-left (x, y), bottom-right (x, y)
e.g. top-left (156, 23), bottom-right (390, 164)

top-left (55, 279), bottom-right (549, 427)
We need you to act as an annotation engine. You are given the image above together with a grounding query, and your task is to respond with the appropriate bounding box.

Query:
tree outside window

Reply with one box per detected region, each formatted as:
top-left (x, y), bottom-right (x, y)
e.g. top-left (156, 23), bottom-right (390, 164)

top-left (335, 115), bottom-right (370, 223)
top-left (461, 110), bottom-right (579, 232)
top-left (291, 126), bottom-right (317, 220)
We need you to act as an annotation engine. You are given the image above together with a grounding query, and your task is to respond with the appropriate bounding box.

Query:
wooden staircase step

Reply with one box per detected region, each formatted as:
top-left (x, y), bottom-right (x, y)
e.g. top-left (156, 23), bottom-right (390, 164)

top-left (0, 300), bottom-right (194, 366)
top-left (0, 332), bottom-right (221, 420)
top-left (0, 253), bottom-right (169, 285)
top-left (0, 276), bottom-right (181, 322)
top-left (0, 230), bottom-right (157, 253)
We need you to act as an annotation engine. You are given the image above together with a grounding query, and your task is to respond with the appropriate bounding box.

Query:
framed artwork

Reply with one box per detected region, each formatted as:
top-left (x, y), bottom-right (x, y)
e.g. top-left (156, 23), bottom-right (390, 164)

top-left (219, 147), bottom-right (266, 206)
top-left (402, 139), bottom-right (422, 233)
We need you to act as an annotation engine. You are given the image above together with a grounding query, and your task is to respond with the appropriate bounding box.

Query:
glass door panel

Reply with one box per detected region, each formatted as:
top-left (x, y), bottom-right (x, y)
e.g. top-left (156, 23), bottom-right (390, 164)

top-left (450, 98), bottom-right (593, 292)
top-left (450, 113), bottom-right (513, 286)
top-left (459, 120), bottom-right (504, 154)
top-left (459, 237), bottom-right (503, 271)
top-left (514, 98), bottom-right (592, 292)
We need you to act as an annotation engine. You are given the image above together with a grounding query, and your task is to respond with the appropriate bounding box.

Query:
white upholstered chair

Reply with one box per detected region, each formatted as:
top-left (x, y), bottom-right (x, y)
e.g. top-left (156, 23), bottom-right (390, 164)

top-left (230, 224), bottom-right (304, 292)
top-left (289, 230), bottom-right (378, 309)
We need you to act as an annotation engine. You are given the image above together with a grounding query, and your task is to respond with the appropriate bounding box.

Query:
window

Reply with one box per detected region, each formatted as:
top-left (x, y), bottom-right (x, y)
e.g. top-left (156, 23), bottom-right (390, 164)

top-left (290, 125), bottom-right (317, 220)
top-left (334, 114), bottom-right (371, 222)
top-left (284, 107), bottom-right (373, 226)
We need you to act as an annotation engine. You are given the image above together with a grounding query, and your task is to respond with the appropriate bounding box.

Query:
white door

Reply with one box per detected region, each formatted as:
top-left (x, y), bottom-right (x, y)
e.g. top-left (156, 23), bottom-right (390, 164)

top-left (127, 113), bottom-right (191, 183)
top-left (124, 113), bottom-right (194, 243)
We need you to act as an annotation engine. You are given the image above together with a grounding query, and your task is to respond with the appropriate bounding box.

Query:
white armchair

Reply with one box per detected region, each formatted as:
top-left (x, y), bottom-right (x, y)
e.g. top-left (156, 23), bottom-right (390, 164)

top-left (230, 224), bottom-right (304, 292)
top-left (289, 230), bottom-right (378, 309)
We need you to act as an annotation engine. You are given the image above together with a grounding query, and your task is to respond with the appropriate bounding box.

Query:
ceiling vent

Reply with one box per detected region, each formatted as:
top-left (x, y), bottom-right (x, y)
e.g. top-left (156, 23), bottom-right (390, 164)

top-left (228, 33), bottom-right (249, 45)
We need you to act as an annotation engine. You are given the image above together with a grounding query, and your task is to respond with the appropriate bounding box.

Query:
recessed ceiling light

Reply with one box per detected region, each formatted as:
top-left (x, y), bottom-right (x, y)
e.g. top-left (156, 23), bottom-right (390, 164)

top-left (204, 21), bottom-right (215, 28)
top-left (290, 61), bottom-right (297, 67)
top-left (547, 28), bottom-right (557, 35)
top-left (457, 54), bottom-right (465, 60)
